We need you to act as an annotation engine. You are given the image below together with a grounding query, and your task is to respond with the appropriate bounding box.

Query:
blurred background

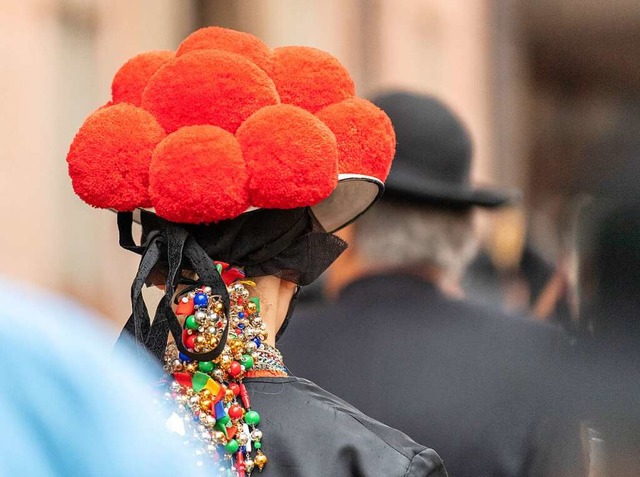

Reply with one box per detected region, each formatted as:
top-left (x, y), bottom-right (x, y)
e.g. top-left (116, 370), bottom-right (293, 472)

top-left (1, 0), bottom-right (640, 336)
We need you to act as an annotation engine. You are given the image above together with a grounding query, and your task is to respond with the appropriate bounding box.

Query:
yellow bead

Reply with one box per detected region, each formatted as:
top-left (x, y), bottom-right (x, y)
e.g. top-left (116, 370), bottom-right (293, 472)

top-left (200, 389), bottom-right (212, 399)
top-left (254, 452), bottom-right (268, 470)
top-left (247, 302), bottom-right (257, 314)
top-left (199, 399), bottom-right (212, 411)
top-left (224, 389), bottom-right (235, 402)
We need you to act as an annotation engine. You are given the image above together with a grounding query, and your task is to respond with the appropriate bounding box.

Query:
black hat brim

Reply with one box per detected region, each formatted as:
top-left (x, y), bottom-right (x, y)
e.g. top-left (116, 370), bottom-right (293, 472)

top-left (384, 164), bottom-right (517, 209)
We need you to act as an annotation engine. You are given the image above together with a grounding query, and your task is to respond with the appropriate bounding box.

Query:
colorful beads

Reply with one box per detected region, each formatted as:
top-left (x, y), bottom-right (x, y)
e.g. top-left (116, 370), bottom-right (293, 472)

top-left (164, 273), bottom-right (269, 476)
top-left (198, 361), bottom-right (215, 373)
top-left (228, 382), bottom-right (241, 396)
top-left (228, 404), bottom-right (243, 419)
top-left (244, 410), bottom-right (260, 425)
top-left (193, 375), bottom-right (208, 394)
top-left (240, 354), bottom-right (254, 370)
top-left (254, 451), bottom-right (267, 470)
top-left (224, 439), bottom-right (239, 454)
top-left (184, 334), bottom-right (196, 349)
top-left (185, 315), bottom-right (198, 330)
top-left (229, 361), bottom-right (242, 377)
top-left (193, 292), bottom-right (208, 307)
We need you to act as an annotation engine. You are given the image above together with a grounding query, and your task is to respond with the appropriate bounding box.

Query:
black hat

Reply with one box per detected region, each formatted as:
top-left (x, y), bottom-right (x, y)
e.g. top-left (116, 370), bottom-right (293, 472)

top-left (372, 91), bottom-right (515, 208)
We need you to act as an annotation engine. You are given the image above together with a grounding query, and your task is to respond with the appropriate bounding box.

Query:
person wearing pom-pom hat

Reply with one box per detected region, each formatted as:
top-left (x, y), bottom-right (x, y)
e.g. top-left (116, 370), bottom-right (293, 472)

top-left (66, 27), bottom-right (447, 477)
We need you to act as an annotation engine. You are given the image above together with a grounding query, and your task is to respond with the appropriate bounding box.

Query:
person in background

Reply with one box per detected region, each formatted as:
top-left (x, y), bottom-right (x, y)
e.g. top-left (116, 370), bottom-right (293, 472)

top-left (0, 276), bottom-right (211, 477)
top-left (281, 91), bottom-right (584, 477)
top-left (573, 200), bottom-right (640, 476)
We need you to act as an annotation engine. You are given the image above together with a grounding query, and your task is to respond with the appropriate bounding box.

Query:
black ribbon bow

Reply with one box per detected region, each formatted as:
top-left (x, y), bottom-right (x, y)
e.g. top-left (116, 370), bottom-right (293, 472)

top-left (114, 212), bottom-right (230, 363)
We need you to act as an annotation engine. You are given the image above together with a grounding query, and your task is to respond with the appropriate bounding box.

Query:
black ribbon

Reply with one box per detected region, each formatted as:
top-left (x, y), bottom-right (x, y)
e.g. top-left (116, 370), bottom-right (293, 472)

top-left (114, 212), bottom-right (230, 363)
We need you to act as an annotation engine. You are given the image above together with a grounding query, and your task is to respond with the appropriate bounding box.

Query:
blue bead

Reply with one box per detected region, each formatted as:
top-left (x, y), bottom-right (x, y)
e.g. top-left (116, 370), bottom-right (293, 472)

top-left (252, 337), bottom-right (261, 347)
top-left (237, 323), bottom-right (245, 329)
top-left (239, 446), bottom-right (246, 454)
top-left (193, 293), bottom-right (208, 307)
top-left (179, 352), bottom-right (191, 362)
top-left (238, 312), bottom-right (245, 319)
top-left (193, 416), bottom-right (199, 422)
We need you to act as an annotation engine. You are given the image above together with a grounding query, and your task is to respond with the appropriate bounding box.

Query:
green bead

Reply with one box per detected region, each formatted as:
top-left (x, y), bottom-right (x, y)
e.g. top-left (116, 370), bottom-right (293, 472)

top-left (198, 361), bottom-right (214, 373)
top-left (240, 354), bottom-right (254, 370)
top-left (224, 439), bottom-right (239, 454)
top-left (254, 442), bottom-right (262, 449)
top-left (185, 315), bottom-right (198, 330)
top-left (192, 371), bottom-right (209, 392)
top-left (215, 416), bottom-right (230, 436)
top-left (244, 410), bottom-right (260, 425)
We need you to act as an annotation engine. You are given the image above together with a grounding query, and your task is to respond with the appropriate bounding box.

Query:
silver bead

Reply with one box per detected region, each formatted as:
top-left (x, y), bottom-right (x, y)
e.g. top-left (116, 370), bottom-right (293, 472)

top-left (251, 429), bottom-right (263, 441)
top-left (245, 341), bottom-right (257, 351)
top-left (236, 433), bottom-right (249, 445)
top-left (244, 459), bottom-right (255, 473)
top-left (195, 310), bottom-right (207, 321)
top-left (213, 369), bottom-right (224, 380)
top-left (204, 286), bottom-right (212, 294)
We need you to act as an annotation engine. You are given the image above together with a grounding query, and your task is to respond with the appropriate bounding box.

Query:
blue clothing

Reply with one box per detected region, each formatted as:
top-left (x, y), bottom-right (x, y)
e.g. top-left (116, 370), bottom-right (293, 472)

top-left (0, 277), bottom-right (210, 477)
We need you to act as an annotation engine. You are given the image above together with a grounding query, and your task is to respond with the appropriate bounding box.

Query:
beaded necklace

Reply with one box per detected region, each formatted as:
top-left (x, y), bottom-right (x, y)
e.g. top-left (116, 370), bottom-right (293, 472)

top-left (245, 344), bottom-right (288, 378)
top-left (163, 274), bottom-right (270, 476)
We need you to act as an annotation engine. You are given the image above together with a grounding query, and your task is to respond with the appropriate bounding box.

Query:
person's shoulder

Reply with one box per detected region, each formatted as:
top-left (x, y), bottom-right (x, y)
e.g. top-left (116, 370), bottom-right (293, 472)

top-left (245, 376), bottom-right (447, 476)
top-left (289, 377), bottom-right (446, 474)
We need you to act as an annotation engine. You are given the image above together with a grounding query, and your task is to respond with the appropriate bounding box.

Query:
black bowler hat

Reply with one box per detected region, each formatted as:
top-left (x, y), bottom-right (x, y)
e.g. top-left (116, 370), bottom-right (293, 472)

top-left (372, 91), bottom-right (515, 208)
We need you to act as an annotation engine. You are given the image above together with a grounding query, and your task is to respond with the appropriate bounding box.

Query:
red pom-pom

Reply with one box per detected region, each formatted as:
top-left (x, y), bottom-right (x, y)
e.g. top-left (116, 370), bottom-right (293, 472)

top-left (112, 50), bottom-right (175, 106)
top-left (317, 98), bottom-right (396, 181)
top-left (67, 104), bottom-right (166, 210)
top-left (176, 26), bottom-right (272, 74)
top-left (149, 125), bottom-right (249, 223)
top-left (270, 46), bottom-right (355, 113)
top-left (141, 50), bottom-right (279, 134)
top-left (236, 104), bottom-right (338, 209)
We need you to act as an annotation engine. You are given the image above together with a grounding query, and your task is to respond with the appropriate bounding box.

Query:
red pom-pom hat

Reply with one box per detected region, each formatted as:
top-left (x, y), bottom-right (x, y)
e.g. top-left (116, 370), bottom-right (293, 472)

top-left (66, 27), bottom-right (396, 232)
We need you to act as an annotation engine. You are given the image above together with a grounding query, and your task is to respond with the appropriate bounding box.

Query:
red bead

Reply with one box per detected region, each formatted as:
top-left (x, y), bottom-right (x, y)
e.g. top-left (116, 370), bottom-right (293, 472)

top-left (236, 451), bottom-right (246, 477)
top-left (176, 298), bottom-right (194, 315)
top-left (228, 404), bottom-right (243, 419)
top-left (239, 383), bottom-right (251, 409)
top-left (228, 382), bottom-right (241, 396)
top-left (173, 372), bottom-right (192, 388)
top-left (184, 334), bottom-right (196, 349)
top-left (229, 361), bottom-right (242, 377)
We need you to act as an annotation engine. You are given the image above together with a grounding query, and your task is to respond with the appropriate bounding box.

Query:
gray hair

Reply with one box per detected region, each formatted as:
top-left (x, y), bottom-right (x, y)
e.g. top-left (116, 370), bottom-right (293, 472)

top-left (354, 201), bottom-right (478, 281)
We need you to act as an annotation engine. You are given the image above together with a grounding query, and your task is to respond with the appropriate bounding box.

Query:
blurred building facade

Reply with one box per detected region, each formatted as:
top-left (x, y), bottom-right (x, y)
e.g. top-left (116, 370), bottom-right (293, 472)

top-left (1, 0), bottom-right (639, 330)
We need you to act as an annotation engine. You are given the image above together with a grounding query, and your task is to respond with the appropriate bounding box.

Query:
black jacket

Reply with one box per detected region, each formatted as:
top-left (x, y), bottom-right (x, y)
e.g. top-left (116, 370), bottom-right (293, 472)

top-left (244, 376), bottom-right (447, 476)
top-left (280, 273), bottom-right (583, 477)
